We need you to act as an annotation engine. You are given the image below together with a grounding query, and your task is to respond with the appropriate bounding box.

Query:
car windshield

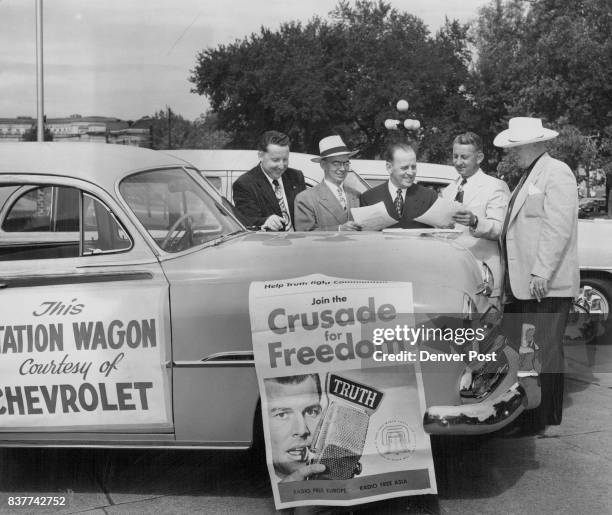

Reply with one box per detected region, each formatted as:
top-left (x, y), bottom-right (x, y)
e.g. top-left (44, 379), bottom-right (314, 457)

top-left (119, 168), bottom-right (243, 253)
top-left (344, 170), bottom-right (370, 194)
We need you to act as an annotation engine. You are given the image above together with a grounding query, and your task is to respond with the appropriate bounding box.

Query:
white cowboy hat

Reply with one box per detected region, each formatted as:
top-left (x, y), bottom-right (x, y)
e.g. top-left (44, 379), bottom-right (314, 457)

top-left (311, 135), bottom-right (359, 162)
top-left (493, 117), bottom-right (559, 148)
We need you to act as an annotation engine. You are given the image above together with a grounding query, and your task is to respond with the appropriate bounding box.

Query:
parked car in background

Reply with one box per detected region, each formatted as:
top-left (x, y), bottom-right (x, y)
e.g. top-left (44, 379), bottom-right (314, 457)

top-left (164, 149), bottom-right (370, 203)
top-left (166, 149), bottom-right (612, 342)
top-left (164, 149), bottom-right (456, 199)
top-left (0, 143), bottom-right (532, 450)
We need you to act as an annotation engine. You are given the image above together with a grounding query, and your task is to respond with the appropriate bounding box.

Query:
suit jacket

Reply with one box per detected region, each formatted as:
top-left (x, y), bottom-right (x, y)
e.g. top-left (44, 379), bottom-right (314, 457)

top-left (232, 165), bottom-right (306, 229)
top-left (502, 153), bottom-right (579, 299)
top-left (360, 182), bottom-right (437, 229)
top-left (294, 181), bottom-right (360, 231)
top-left (441, 170), bottom-right (510, 296)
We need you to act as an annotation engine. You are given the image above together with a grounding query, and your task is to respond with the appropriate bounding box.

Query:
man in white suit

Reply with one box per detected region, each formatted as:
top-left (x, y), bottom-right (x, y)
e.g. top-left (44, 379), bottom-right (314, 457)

top-left (441, 132), bottom-right (510, 297)
top-left (495, 117), bottom-right (579, 434)
top-left (294, 135), bottom-right (362, 231)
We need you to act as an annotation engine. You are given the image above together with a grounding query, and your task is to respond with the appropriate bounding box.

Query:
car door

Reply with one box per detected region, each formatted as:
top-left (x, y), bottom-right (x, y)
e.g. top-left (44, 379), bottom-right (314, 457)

top-left (0, 177), bottom-right (173, 442)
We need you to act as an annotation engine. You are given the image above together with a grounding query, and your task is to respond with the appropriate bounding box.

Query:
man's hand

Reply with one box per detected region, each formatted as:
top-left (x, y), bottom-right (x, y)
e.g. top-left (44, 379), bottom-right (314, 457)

top-left (280, 463), bottom-right (326, 482)
top-left (262, 214), bottom-right (286, 231)
top-left (452, 209), bottom-right (476, 227)
top-left (338, 221), bottom-right (362, 231)
top-left (529, 274), bottom-right (549, 302)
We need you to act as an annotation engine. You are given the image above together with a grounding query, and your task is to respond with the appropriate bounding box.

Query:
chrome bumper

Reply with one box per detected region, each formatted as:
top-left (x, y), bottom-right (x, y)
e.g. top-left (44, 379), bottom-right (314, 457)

top-left (423, 382), bottom-right (526, 435)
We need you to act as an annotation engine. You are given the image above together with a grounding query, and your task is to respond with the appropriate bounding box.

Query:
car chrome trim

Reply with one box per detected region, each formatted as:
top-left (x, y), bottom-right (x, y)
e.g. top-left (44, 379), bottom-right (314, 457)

top-left (0, 441), bottom-right (249, 450)
top-left (0, 271), bottom-right (153, 288)
top-left (423, 382), bottom-right (526, 435)
top-left (172, 351), bottom-right (255, 368)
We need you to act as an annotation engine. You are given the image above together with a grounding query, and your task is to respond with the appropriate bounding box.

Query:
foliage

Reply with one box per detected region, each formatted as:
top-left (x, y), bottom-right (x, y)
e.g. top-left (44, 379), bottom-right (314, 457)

top-left (190, 1), bottom-right (474, 159)
top-left (472, 0), bottom-right (612, 168)
top-left (148, 109), bottom-right (229, 150)
top-left (22, 125), bottom-right (53, 141)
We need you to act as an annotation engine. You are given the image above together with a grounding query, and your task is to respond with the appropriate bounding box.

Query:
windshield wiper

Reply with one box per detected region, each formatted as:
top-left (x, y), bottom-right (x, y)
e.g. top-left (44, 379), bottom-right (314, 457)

top-left (208, 230), bottom-right (245, 247)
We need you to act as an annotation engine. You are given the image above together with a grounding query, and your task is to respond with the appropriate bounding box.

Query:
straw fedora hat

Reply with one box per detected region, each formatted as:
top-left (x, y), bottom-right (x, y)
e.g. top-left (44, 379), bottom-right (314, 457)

top-left (493, 117), bottom-right (559, 148)
top-left (311, 135), bottom-right (359, 162)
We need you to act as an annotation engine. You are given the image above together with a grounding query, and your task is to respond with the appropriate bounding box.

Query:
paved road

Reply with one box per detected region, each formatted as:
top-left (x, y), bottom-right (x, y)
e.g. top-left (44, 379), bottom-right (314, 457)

top-left (0, 342), bottom-right (610, 515)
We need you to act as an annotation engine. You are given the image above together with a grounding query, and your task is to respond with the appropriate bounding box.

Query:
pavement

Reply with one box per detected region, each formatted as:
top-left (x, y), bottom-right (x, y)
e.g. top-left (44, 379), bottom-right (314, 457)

top-left (0, 341), bottom-right (610, 514)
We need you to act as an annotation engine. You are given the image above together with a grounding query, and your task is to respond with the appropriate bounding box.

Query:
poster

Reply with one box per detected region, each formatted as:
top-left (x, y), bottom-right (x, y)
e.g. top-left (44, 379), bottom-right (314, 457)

top-left (0, 283), bottom-right (171, 429)
top-left (249, 274), bottom-right (437, 509)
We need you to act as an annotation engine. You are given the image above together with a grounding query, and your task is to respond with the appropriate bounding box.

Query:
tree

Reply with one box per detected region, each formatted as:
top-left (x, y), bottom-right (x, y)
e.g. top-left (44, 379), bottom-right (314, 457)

top-left (148, 109), bottom-right (229, 150)
top-left (22, 125), bottom-right (53, 141)
top-left (190, 0), bottom-right (474, 159)
top-left (472, 0), bottom-right (612, 166)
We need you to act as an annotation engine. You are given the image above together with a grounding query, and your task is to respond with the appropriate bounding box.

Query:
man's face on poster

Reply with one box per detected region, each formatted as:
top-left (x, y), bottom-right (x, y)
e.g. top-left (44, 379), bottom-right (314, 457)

top-left (265, 375), bottom-right (322, 478)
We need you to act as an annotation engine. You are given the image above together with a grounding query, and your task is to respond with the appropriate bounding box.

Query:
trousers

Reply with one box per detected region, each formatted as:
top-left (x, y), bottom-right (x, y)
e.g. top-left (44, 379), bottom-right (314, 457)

top-left (502, 296), bottom-right (573, 428)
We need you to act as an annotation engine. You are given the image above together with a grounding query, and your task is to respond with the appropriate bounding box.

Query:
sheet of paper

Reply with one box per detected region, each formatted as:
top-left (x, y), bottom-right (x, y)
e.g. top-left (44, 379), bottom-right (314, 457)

top-left (413, 197), bottom-right (462, 227)
top-left (350, 202), bottom-right (397, 231)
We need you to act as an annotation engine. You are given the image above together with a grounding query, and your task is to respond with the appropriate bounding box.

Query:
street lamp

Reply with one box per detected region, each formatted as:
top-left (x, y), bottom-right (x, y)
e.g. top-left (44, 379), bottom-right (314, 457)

top-left (383, 99), bottom-right (421, 133)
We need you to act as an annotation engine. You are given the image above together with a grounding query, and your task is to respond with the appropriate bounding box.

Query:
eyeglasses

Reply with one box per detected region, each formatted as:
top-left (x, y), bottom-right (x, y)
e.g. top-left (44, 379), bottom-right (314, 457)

top-left (330, 160), bottom-right (351, 169)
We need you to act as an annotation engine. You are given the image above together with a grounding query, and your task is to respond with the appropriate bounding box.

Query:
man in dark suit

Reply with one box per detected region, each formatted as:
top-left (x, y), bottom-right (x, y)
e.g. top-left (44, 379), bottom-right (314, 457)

top-left (360, 142), bottom-right (437, 229)
top-left (233, 131), bottom-right (306, 231)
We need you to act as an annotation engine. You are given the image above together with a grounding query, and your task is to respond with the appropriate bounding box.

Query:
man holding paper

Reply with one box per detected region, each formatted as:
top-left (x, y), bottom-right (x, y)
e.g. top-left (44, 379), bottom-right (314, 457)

top-left (359, 143), bottom-right (437, 229)
top-left (440, 132), bottom-right (510, 296)
top-left (441, 132), bottom-right (510, 239)
top-left (294, 135), bottom-right (362, 232)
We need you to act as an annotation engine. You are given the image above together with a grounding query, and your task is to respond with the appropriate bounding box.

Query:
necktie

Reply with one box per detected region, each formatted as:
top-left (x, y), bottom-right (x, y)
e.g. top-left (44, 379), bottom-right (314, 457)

top-left (337, 187), bottom-right (347, 211)
top-left (272, 179), bottom-right (291, 230)
top-left (394, 188), bottom-right (403, 217)
top-left (455, 178), bottom-right (467, 203)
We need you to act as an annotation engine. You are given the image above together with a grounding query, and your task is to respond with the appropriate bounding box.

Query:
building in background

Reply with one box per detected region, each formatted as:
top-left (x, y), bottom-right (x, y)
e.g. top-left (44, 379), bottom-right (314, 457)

top-left (0, 114), bottom-right (150, 146)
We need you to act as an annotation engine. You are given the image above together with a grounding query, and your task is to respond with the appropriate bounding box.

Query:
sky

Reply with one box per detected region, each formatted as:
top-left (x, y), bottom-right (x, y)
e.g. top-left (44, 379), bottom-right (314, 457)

top-left (0, 0), bottom-right (488, 121)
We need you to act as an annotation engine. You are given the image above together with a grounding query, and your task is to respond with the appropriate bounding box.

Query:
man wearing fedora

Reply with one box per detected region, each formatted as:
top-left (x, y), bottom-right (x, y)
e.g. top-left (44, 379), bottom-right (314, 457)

top-left (360, 142), bottom-right (437, 229)
top-left (495, 117), bottom-right (579, 434)
top-left (233, 130), bottom-right (306, 231)
top-left (294, 135), bottom-right (362, 231)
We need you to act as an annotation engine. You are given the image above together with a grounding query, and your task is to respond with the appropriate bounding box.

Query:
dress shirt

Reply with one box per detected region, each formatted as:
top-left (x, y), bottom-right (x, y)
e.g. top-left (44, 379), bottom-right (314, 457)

top-left (387, 181), bottom-right (407, 203)
top-left (261, 164), bottom-right (292, 227)
top-left (324, 179), bottom-right (347, 208)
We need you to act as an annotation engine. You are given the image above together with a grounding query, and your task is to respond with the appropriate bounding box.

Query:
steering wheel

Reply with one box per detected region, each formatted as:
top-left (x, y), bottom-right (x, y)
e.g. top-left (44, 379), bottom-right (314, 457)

top-left (161, 213), bottom-right (195, 252)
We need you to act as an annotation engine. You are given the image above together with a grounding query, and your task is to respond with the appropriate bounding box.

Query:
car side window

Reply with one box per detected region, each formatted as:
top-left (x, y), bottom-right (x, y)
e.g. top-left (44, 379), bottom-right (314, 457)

top-left (0, 185), bottom-right (131, 261)
top-left (82, 193), bottom-right (131, 255)
top-left (3, 186), bottom-right (79, 232)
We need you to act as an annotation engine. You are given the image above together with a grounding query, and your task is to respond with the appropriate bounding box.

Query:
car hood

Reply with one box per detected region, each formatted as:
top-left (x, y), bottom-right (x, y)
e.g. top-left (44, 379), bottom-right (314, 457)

top-left (161, 230), bottom-right (488, 359)
top-left (161, 230), bottom-right (484, 299)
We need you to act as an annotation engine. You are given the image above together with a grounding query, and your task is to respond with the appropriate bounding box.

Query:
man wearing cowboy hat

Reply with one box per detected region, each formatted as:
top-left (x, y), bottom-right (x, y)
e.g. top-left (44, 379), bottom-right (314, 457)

top-left (496, 117), bottom-right (579, 434)
top-left (233, 130), bottom-right (306, 231)
top-left (294, 135), bottom-right (362, 231)
top-left (360, 142), bottom-right (437, 229)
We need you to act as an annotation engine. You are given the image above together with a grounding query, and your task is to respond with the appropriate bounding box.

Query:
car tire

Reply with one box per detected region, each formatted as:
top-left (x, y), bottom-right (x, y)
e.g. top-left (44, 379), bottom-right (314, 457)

top-left (576, 276), bottom-right (612, 344)
top-left (244, 399), bottom-right (268, 480)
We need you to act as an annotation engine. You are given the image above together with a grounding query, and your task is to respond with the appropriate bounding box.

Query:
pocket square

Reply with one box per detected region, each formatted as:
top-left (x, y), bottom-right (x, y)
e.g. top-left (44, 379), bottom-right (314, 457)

top-left (528, 183), bottom-right (542, 195)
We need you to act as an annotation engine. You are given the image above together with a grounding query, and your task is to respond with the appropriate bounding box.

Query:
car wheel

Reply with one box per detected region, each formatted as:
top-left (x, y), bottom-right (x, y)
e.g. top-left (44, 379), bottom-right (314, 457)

top-left (244, 399), bottom-right (268, 479)
top-left (567, 277), bottom-right (612, 344)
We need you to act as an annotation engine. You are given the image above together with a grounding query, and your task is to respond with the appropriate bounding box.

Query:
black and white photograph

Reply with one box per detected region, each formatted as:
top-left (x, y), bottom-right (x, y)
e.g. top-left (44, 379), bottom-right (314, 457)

top-left (0, 0), bottom-right (611, 513)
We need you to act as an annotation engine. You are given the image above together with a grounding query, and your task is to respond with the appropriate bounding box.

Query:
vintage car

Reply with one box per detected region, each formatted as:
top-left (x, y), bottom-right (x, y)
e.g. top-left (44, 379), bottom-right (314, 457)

top-left (0, 143), bottom-right (535, 449)
top-left (168, 149), bottom-right (611, 341)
